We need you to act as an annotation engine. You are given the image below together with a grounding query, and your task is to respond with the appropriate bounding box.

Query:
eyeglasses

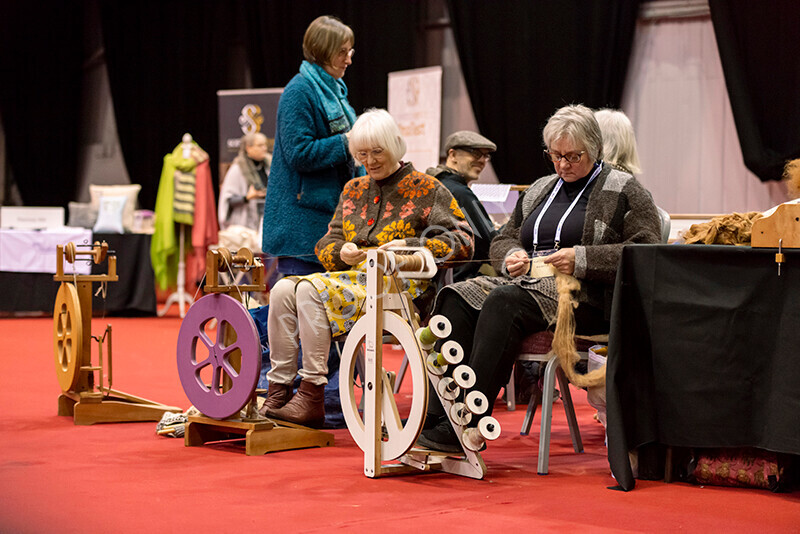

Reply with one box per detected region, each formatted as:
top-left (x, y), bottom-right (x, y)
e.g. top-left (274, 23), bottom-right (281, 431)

top-left (544, 150), bottom-right (585, 164)
top-left (457, 147), bottom-right (492, 161)
top-left (355, 148), bottom-right (385, 161)
top-left (337, 47), bottom-right (355, 60)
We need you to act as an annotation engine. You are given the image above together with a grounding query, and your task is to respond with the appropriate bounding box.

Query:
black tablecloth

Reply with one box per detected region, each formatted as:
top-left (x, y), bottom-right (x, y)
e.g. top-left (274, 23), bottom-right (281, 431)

top-left (606, 244), bottom-right (800, 490)
top-left (0, 233), bottom-right (156, 316)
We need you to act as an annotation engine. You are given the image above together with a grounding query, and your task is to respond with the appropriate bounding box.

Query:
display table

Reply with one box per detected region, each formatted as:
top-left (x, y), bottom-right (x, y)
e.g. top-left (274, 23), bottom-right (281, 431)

top-left (0, 231), bottom-right (156, 316)
top-left (606, 244), bottom-right (800, 490)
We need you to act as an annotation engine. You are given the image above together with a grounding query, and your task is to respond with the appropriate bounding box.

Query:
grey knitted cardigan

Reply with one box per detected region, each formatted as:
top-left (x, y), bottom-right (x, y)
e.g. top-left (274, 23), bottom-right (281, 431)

top-left (445, 163), bottom-right (661, 322)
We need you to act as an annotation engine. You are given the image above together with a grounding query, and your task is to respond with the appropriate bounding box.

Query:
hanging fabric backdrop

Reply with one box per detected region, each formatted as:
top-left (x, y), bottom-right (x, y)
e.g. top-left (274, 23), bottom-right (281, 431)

top-left (709, 0), bottom-right (800, 182)
top-left (446, 0), bottom-right (640, 184)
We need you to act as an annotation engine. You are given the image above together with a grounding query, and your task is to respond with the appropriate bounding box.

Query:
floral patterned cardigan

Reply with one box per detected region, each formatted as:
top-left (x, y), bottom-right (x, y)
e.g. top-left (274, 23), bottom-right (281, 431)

top-left (305, 162), bottom-right (473, 336)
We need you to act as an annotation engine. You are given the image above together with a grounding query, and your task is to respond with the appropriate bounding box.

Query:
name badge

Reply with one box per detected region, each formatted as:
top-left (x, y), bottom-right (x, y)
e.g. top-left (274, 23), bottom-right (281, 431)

top-left (529, 249), bottom-right (557, 278)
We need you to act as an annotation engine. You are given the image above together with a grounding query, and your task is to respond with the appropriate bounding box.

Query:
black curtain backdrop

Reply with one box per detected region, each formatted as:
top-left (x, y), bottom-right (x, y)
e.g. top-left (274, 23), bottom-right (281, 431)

top-left (447, 0), bottom-right (640, 184)
top-left (0, 2), bottom-right (84, 207)
top-left (244, 1), bottom-right (422, 119)
top-left (709, 0), bottom-right (800, 182)
top-left (99, 0), bottom-right (244, 209)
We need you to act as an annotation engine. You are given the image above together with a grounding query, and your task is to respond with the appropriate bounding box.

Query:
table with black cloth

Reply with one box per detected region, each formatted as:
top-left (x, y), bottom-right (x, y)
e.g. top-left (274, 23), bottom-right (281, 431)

top-left (0, 232), bottom-right (156, 316)
top-left (606, 244), bottom-right (800, 490)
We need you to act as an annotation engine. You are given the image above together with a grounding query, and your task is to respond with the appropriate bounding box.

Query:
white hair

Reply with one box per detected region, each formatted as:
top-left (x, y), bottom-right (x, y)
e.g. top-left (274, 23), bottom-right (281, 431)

top-left (594, 108), bottom-right (641, 174)
top-left (348, 108), bottom-right (406, 163)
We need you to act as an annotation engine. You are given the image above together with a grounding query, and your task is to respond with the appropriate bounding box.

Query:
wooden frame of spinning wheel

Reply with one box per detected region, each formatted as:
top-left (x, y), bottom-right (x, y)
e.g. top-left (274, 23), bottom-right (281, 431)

top-left (53, 241), bottom-right (182, 425)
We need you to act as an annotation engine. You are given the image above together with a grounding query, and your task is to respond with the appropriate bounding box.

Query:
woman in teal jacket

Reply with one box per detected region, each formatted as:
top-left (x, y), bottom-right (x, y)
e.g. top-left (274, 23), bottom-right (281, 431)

top-left (262, 15), bottom-right (363, 276)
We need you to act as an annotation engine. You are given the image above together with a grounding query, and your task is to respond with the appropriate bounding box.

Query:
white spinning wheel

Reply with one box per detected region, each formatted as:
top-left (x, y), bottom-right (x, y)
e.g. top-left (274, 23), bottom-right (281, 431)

top-left (339, 310), bottom-right (427, 461)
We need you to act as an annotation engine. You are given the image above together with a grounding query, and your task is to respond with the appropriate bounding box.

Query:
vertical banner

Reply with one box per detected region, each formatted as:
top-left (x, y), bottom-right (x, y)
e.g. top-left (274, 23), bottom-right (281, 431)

top-left (216, 88), bottom-right (283, 178)
top-left (388, 66), bottom-right (442, 172)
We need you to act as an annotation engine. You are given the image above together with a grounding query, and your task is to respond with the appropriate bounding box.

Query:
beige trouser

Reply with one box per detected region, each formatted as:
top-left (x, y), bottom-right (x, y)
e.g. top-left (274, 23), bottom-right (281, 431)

top-left (266, 278), bottom-right (331, 386)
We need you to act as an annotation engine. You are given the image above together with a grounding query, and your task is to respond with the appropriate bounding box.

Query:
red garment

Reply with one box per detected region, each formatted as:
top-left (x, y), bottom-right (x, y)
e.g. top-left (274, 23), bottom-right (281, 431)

top-left (186, 159), bottom-right (219, 287)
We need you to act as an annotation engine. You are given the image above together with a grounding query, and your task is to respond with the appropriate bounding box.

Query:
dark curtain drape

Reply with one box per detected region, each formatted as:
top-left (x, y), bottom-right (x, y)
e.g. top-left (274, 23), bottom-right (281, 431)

top-left (709, 0), bottom-right (800, 182)
top-left (244, 1), bottom-right (422, 116)
top-left (99, 0), bottom-right (245, 209)
top-left (447, 0), bottom-right (640, 184)
top-left (0, 2), bottom-right (84, 207)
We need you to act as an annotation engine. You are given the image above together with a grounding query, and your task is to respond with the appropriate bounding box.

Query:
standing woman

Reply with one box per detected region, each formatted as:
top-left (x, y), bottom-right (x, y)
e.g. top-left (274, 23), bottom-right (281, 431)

top-left (262, 15), bottom-right (363, 276)
top-left (218, 132), bottom-right (269, 231)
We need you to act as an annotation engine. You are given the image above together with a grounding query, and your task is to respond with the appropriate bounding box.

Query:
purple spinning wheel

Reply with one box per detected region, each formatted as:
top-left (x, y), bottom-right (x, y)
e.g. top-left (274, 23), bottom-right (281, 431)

top-left (176, 293), bottom-right (261, 419)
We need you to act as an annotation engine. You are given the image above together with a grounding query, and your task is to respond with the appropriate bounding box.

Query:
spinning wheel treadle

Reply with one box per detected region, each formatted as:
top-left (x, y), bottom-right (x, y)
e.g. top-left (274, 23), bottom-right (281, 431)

top-left (53, 283), bottom-right (82, 392)
top-left (176, 293), bottom-right (261, 420)
top-left (339, 311), bottom-right (427, 461)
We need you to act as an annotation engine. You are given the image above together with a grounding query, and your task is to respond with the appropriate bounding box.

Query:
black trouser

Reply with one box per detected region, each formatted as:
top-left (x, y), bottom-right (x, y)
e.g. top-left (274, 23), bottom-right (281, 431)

top-left (429, 285), bottom-right (609, 419)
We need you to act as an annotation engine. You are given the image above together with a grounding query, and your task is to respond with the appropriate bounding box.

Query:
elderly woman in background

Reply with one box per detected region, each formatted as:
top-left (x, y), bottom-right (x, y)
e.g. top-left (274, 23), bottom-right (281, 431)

top-left (218, 132), bottom-right (269, 230)
top-left (262, 15), bottom-right (363, 277)
top-left (417, 104), bottom-right (661, 452)
top-left (261, 109), bottom-right (473, 427)
top-left (594, 108), bottom-right (641, 175)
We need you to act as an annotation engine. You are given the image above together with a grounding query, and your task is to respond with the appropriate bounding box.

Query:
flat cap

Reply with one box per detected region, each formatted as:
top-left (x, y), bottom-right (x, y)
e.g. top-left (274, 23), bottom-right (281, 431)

top-left (445, 131), bottom-right (497, 153)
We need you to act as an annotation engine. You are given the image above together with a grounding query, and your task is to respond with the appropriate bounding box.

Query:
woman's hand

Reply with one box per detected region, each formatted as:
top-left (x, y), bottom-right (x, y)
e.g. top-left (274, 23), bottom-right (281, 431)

top-left (340, 242), bottom-right (366, 266)
top-left (543, 248), bottom-right (576, 275)
top-left (505, 250), bottom-right (530, 278)
top-left (246, 185), bottom-right (266, 201)
top-left (378, 239), bottom-right (407, 250)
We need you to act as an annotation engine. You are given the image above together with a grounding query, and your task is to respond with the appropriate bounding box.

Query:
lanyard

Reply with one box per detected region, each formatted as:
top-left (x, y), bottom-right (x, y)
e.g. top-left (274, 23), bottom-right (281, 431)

top-left (532, 163), bottom-right (602, 250)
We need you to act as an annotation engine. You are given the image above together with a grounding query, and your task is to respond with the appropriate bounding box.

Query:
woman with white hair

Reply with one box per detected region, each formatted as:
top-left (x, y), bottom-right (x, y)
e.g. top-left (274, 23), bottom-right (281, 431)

top-left (261, 108), bottom-right (474, 426)
top-left (594, 108), bottom-right (641, 175)
top-left (417, 104), bottom-right (661, 452)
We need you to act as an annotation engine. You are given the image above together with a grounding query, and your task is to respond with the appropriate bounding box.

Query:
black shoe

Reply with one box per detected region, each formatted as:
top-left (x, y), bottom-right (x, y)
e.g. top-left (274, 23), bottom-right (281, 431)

top-left (416, 419), bottom-right (462, 453)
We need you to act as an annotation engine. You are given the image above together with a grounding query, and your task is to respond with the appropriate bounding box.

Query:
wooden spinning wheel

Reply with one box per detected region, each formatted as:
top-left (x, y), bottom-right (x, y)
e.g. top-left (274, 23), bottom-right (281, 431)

top-left (52, 241), bottom-right (181, 425)
top-left (181, 247), bottom-right (334, 455)
top-left (53, 282), bottom-right (82, 392)
top-left (340, 248), bottom-right (498, 479)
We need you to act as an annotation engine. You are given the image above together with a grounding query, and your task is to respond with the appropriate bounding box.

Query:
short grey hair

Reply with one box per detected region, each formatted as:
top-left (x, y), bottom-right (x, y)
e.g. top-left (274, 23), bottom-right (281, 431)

top-left (594, 108), bottom-right (641, 174)
top-left (542, 104), bottom-right (603, 162)
top-left (348, 108), bottom-right (406, 163)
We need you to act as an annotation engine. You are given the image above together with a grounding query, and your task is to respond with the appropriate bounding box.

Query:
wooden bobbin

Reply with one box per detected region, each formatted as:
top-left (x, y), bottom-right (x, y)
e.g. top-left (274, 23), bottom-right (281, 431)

top-left (478, 416), bottom-right (501, 441)
top-left (452, 365), bottom-right (476, 389)
top-left (461, 427), bottom-right (485, 452)
top-left (449, 402), bottom-right (472, 426)
top-left (465, 390), bottom-right (489, 415)
top-left (437, 377), bottom-right (460, 401)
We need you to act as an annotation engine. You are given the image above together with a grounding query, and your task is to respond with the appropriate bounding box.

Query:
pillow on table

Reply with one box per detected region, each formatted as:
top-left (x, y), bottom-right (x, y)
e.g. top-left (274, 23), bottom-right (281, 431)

top-left (93, 195), bottom-right (127, 234)
top-left (89, 184), bottom-right (141, 232)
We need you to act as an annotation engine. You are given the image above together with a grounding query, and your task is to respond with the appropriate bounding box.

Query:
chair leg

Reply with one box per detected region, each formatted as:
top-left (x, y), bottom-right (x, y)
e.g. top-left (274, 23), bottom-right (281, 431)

top-left (393, 354), bottom-right (408, 394)
top-left (537, 357), bottom-right (559, 475)
top-left (520, 385), bottom-right (542, 436)
top-left (556, 365), bottom-right (583, 454)
top-left (506, 363), bottom-right (516, 411)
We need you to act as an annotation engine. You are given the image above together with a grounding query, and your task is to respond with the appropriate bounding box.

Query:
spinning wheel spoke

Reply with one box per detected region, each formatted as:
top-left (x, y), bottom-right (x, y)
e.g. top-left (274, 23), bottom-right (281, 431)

top-left (52, 283), bottom-right (82, 392)
top-left (177, 293), bottom-right (261, 420)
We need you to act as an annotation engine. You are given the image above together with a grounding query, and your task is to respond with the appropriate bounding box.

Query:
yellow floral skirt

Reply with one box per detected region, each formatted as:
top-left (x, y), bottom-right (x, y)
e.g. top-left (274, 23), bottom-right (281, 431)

top-left (293, 269), bottom-right (428, 337)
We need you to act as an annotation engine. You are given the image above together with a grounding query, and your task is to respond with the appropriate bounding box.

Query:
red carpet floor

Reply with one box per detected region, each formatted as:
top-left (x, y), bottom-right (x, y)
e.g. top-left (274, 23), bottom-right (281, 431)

top-left (1, 312), bottom-right (798, 533)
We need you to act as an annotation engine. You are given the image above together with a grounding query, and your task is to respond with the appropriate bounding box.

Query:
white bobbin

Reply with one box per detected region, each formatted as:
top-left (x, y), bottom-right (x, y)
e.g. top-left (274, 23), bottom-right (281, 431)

top-left (437, 377), bottom-right (460, 401)
top-left (427, 314), bottom-right (452, 339)
top-left (415, 327), bottom-right (435, 351)
top-left (461, 427), bottom-right (485, 452)
top-left (440, 340), bottom-right (464, 365)
top-left (449, 402), bottom-right (472, 426)
top-left (426, 353), bottom-right (448, 376)
top-left (465, 390), bottom-right (488, 415)
top-left (478, 416), bottom-right (501, 441)
top-left (452, 364), bottom-right (476, 389)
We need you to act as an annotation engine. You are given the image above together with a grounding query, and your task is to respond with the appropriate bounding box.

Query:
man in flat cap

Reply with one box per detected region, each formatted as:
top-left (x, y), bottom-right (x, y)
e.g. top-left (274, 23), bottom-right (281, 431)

top-left (427, 130), bottom-right (498, 281)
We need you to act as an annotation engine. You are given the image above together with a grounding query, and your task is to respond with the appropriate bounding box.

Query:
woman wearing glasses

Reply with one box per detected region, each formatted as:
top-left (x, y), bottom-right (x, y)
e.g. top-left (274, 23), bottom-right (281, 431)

top-left (417, 104), bottom-right (661, 452)
top-left (261, 109), bottom-right (474, 426)
top-left (262, 15), bottom-right (364, 277)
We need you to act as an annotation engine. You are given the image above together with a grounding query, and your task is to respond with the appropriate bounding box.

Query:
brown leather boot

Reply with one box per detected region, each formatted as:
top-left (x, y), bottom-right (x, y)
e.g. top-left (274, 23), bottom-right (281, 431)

top-left (265, 380), bottom-right (325, 427)
top-left (258, 382), bottom-right (294, 416)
